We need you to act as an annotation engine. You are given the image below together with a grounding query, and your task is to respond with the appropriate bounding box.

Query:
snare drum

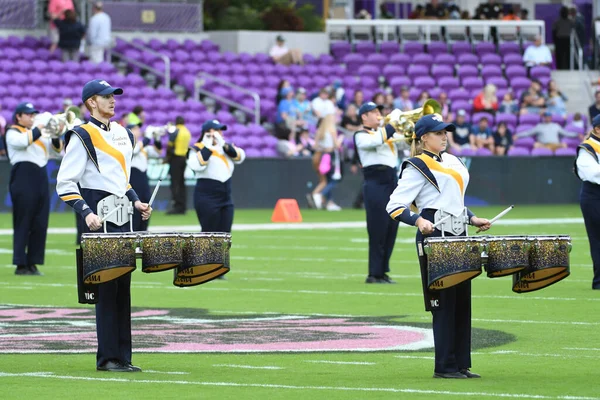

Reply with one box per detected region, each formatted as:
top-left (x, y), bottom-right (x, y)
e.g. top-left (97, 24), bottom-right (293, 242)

top-left (424, 236), bottom-right (483, 290)
top-left (482, 236), bottom-right (531, 278)
top-left (139, 232), bottom-right (183, 273)
top-left (521, 235), bottom-right (571, 282)
top-left (81, 233), bottom-right (137, 284)
top-left (175, 233), bottom-right (231, 283)
top-left (512, 269), bottom-right (570, 293)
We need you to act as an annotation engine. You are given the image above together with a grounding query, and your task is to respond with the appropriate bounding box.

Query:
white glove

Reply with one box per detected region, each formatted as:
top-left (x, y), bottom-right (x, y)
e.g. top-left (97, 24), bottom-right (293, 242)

top-left (213, 131), bottom-right (225, 148)
top-left (202, 134), bottom-right (215, 149)
top-left (387, 108), bottom-right (403, 124)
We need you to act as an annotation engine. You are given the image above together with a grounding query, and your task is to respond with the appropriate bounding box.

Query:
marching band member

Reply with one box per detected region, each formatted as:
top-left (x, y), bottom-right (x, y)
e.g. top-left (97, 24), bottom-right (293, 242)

top-left (354, 101), bottom-right (400, 284)
top-left (56, 79), bottom-right (151, 372)
top-left (129, 123), bottom-right (161, 231)
top-left (386, 114), bottom-right (490, 379)
top-left (574, 114), bottom-right (600, 290)
top-left (7, 102), bottom-right (63, 276)
top-left (187, 119), bottom-right (245, 235)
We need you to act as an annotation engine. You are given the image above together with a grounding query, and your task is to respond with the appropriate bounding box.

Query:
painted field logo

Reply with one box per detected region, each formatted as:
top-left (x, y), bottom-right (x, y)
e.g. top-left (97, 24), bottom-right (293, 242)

top-left (0, 306), bottom-right (436, 353)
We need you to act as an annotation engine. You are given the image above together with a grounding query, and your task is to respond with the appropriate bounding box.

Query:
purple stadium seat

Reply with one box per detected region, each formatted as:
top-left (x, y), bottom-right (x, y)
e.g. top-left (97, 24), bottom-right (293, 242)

top-left (318, 54), bottom-right (335, 65)
top-left (510, 77), bottom-right (532, 92)
top-left (554, 147), bottom-right (577, 156)
top-left (389, 76), bottom-right (411, 90)
top-left (414, 76), bottom-right (436, 91)
top-left (566, 114), bottom-right (588, 128)
top-left (486, 76), bottom-right (508, 89)
top-left (462, 76), bottom-right (484, 91)
top-left (513, 137), bottom-right (535, 150)
top-left (564, 124), bottom-right (585, 136)
top-left (495, 113), bottom-right (518, 130)
top-left (550, 114), bottom-right (565, 126)
top-left (382, 65), bottom-right (406, 79)
top-left (412, 53), bottom-right (434, 67)
top-left (434, 53), bottom-right (457, 65)
top-left (429, 87), bottom-right (442, 99)
top-left (356, 41), bottom-right (376, 55)
top-left (403, 41), bottom-right (424, 55)
top-left (475, 147), bottom-right (493, 156)
top-left (561, 137), bottom-right (581, 148)
top-left (448, 88), bottom-right (471, 102)
top-left (457, 65), bottom-right (478, 80)
top-left (427, 41), bottom-right (448, 55)
top-left (451, 99), bottom-right (473, 113)
top-left (366, 53), bottom-right (388, 64)
top-left (480, 53), bottom-right (502, 66)
top-left (515, 124), bottom-right (535, 134)
top-left (331, 42), bottom-right (352, 59)
top-left (302, 53), bottom-right (316, 65)
top-left (244, 148), bottom-right (262, 158)
top-left (530, 147), bottom-right (554, 156)
top-left (359, 76), bottom-right (377, 89)
top-left (503, 53), bottom-right (524, 66)
top-left (457, 53), bottom-right (479, 67)
top-left (407, 64), bottom-right (430, 80)
top-left (519, 114), bottom-right (541, 125)
top-left (457, 148), bottom-right (476, 156)
top-left (507, 146), bottom-right (530, 156)
top-left (498, 42), bottom-right (521, 55)
top-left (389, 53), bottom-right (411, 67)
top-left (439, 76), bottom-right (460, 92)
top-left (505, 65), bottom-right (527, 78)
top-left (357, 64), bottom-right (380, 78)
top-left (451, 41), bottom-right (472, 55)
top-left (530, 66), bottom-right (552, 80)
top-left (475, 42), bottom-right (496, 56)
top-left (431, 64), bottom-right (454, 77)
top-left (343, 53), bottom-right (363, 73)
top-left (379, 41), bottom-right (400, 55)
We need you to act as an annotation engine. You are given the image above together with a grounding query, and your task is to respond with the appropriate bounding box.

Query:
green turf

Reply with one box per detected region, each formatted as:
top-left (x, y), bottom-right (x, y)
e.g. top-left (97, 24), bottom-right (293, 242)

top-left (0, 205), bottom-right (597, 399)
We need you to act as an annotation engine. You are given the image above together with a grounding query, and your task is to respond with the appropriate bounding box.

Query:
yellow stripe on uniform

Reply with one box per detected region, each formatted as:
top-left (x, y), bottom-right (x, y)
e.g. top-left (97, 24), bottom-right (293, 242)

top-left (390, 207), bottom-right (405, 219)
top-left (231, 146), bottom-right (242, 162)
top-left (61, 194), bottom-right (83, 201)
top-left (196, 143), bottom-right (209, 165)
top-left (33, 139), bottom-right (47, 155)
top-left (79, 124), bottom-right (128, 182)
top-left (417, 154), bottom-right (464, 194)
top-left (584, 139), bottom-right (600, 155)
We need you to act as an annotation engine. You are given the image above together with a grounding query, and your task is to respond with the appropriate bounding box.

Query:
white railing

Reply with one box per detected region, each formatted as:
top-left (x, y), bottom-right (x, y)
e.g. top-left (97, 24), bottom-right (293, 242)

top-left (112, 37), bottom-right (171, 89)
top-left (326, 19), bottom-right (545, 44)
top-left (570, 30), bottom-right (584, 71)
top-left (194, 72), bottom-right (261, 125)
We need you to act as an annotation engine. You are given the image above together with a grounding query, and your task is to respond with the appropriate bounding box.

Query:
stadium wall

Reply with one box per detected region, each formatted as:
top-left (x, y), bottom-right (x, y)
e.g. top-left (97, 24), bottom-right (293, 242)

top-left (207, 31), bottom-right (329, 56)
top-left (0, 158), bottom-right (581, 213)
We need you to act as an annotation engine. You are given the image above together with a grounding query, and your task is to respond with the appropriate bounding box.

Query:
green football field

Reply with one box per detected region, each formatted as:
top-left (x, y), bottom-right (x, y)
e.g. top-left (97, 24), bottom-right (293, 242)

top-left (0, 205), bottom-right (598, 400)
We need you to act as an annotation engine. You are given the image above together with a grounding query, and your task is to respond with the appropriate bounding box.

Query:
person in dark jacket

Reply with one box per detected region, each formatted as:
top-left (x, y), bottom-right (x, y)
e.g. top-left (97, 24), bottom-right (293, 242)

top-left (53, 9), bottom-right (86, 62)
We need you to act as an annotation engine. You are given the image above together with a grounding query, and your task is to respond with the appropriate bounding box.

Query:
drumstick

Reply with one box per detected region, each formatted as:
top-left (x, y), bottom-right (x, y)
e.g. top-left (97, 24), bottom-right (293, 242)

top-left (476, 205), bottom-right (515, 233)
top-left (432, 214), bottom-right (452, 228)
top-left (148, 179), bottom-right (162, 207)
top-left (100, 205), bottom-right (123, 223)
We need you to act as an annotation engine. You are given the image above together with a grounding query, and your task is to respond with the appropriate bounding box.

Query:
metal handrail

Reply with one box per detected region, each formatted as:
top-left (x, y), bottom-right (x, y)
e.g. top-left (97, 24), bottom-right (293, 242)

top-left (194, 72), bottom-right (261, 125)
top-left (570, 30), bottom-right (584, 71)
top-left (326, 19), bottom-right (546, 44)
top-left (114, 36), bottom-right (170, 89)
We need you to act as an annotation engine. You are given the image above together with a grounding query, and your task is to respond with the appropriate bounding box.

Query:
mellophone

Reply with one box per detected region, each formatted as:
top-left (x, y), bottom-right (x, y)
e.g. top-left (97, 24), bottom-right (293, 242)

top-left (77, 232), bottom-right (231, 297)
top-left (423, 235), bottom-right (571, 293)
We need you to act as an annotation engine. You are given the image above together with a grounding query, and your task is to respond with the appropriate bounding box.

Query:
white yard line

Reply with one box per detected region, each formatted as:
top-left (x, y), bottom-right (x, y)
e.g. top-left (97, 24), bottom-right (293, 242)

top-left (212, 364), bottom-right (284, 370)
top-left (0, 372), bottom-right (597, 399)
top-left (304, 360), bottom-right (377, 365)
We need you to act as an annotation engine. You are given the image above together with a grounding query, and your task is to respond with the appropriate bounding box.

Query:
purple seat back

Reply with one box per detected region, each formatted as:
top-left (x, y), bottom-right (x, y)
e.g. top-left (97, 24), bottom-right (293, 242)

top-left (457, 53), bottom-right (478, 66)
top-left (451, 41), bottom-right (472, 55)
top-left (503, 53), bottom-right (523, 66)
top-left (379, 41), bottom-right (400, 55)
top-left (403, 41), bottom-right (424, 55)
top-left (530, 147), bottom-right (554, 156)
top-left (507, 146), bottom-right (530, 156)
top-left (355, 41), bottom-right (376, 55)
top-left (427, 41), bottom-right (448, 55)
top-left (554, 147), bottom-right (577, 156)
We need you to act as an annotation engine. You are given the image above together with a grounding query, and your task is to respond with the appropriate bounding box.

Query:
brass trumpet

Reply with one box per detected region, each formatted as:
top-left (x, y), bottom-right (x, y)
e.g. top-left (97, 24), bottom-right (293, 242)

top-left (384, 99), bottom-right (442, 142)
top-left (34, 106), bottom-right (82, 139)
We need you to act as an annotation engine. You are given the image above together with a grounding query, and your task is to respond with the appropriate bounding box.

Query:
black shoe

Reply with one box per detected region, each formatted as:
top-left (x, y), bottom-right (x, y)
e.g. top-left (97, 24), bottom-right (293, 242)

top-left (383, 274), bottom-right (397, 284)
top-left (97, 360), bottom-right (135, 372)
top-left (365, 276), bottom-right (393, 284)
top-left (460, 369), bottom-right (481, 378)
top-left (28, 265), bottom-right (43, 276)
top-left (305, 193), bottom-right (315, 209)
top-left (15, 265), bottom-right (32, 275)
top-left (125, 362), bottom-right (142, 372)
top-left (433, 371), bottom-right (468, 379)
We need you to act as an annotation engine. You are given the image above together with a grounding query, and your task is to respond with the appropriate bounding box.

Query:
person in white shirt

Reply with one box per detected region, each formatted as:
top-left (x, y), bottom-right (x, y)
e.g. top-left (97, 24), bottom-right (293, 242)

top-left (87, 2), bottom-right (112, 63)
top-left (522, 35), bottom-right (552, 67)
top-left (269, 35), bottom-right (303, 66)
top-left (574, 114), bottom-right (600, 290)
top-left (386, 113), bottom-right (490, 379)
top-left (7, 102), bottom-right (63, 276)
top-left (56, 79), bottom-right (151, 373)
top-left (311, 88), bottom-right (336, 119)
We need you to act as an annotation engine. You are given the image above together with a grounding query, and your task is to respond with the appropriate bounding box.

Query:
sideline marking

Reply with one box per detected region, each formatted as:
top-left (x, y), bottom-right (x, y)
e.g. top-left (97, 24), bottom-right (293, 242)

top-left (305, 360), bottom-right (377, 365)
top-left (0, 372), bottom-right (597, 399)
top-left (212, 364), bottom-right (284, 370)
top-left (144, 370), bottom-right (190, 375)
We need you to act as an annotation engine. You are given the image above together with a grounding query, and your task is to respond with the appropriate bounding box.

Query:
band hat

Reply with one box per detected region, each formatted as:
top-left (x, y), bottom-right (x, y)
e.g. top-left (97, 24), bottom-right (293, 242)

top-left (414, 114), bottom-right (456, 139)
top-left (593, 114), bottom-right (600, 128)
top-left (14, 102), bottom-right (38, 115)
top-left (82, 79), bottom-right (123, 103)
top-left (358, 101), bottom-right (383, 118)
top-left (202, 119), bottom-right (227, 133)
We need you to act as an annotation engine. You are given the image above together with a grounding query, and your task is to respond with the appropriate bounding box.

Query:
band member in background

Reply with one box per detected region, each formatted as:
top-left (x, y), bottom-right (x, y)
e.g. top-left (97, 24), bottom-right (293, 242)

top-left (56, 79), bottom-right (151, 372)
top-left (386, 114), bottom-right (490, 379)
top-left (187, 119), bottom-right (245, 235)
top-left (7, 102), bottom-right (63, 276)
top-left (129, 123), bottom-right (161, 231)
top-left (574, 114), bottom-right (600, 290)
top-left (354, 102), bottom-right (399, 284)
top-left (166, 116), bottom-right (191, 215)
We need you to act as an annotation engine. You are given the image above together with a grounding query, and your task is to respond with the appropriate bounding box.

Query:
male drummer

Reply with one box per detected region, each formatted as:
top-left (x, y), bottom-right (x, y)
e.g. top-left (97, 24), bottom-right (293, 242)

top-left (56, 79), bottom-right (151, 372)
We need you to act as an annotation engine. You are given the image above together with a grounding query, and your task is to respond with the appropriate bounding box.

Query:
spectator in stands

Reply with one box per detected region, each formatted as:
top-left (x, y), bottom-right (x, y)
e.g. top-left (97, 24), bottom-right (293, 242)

top-left (502, 7), bottom-right (520, 20)
top-left (548, 80), bottom-right (568, 101)
top-left (379, 4), bottom-right (394, 19)
top-left (424, 0), bottom-right (447, 19)
top-left (499, 92), bottom-right (519, 114)
top-left (341, 104), bottom-right (361, 133)
top-left (383, 93), bottom-right (395, 116)
top-left (52, 9), bottom-right (85, 62)
top-left (312, 88), bottom-right (336, 119)
top-left (416, 91), bottom-right (431, 107)
top-left (372, 92), bottom-right (385, 107)
top-left (553, 6), bottom-right (574, 70)
top-left (514, 111), bottom-right (581, 151)
top-left (269, 35), bottom-right (303, 66)
top-left (87, 1), bottom-right (111, 64)
top-left (523, 35), bottom-right (552, 68)
top-left (277, 131), bottom-right (306, 158)
top-left (276, 87), bottom-right (300, 138)
top-left (355, 9), bottom-right (372, 19)
top-left (447, 109), bottom-right (474, 153)
top-left (127, 105), bottom-right (145, 127)
top-left (61, 98), bottom-right (73, 113)
top-left (475, 0), bottom-right (502, 19)
top-left (409, 5), bottom-right (424, 19)
top-left (393, 86), bottom-right (414, 111)
top-left (448, 3), bottom-right (461, 19)
top-left (520, 80), bottom-right (546, 115)
top-left (572, 112), bottom-right (585, 128)
top-left (493, 122), bottom-right (513, 155)
top-left (296, 127), bottom-right (314, 156)
top-left (569, 6), bottom-right (585, 51)
top-left (48, 0), bottom-right (74, 53)
top-left (351, 90), bottom-right (364, 108)
top-left (589, 91), bottom-right (600, 121)
top-left (332, 79), bottom-right (346, 110)
top-left (292, 87), bottom-right (314, 126)
top-left (438, 91), bottom-right (451, 120)
top-left (471, 117), bottom-right (494, 151)
top-left (473, 84), bottom-right (498, 114)
top-left (546, 88), bottom-right (567, 118)
top-left (275, 79), bottom-right (291, 105)
top-left (520, 9), bottom-right (529, 20)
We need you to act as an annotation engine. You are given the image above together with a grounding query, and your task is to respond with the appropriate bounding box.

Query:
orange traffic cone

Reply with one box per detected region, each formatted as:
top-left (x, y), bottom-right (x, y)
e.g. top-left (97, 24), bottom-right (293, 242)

top-left (271, 199), bottom-right (302, 223)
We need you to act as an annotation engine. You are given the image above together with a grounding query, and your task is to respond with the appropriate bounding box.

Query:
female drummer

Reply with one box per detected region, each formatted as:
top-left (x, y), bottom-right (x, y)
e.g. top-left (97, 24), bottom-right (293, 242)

top-left (187, 119), bottom-right (245, 236)
top-left (574, 114), bottom-right (600, 290)
top-left (386, 113), bottom-right (490, 379)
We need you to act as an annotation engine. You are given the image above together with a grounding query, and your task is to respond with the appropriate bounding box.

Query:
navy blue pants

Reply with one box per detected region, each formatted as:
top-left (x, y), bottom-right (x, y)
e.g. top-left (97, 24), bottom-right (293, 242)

top-left (194, 179), bottom-right (234, 233)
top-left (417, 209), bottom-right (472, 374)
top-left (79, 189), bottom-right (133, 367)
top-left (362, 166), bottom-right (399, 278)
top-left (580, 182), bottom-right (600, 289)
top-left (130, 167), bottom-right (151, 232)
top-left (9, 162), bottom-right (49, 266)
